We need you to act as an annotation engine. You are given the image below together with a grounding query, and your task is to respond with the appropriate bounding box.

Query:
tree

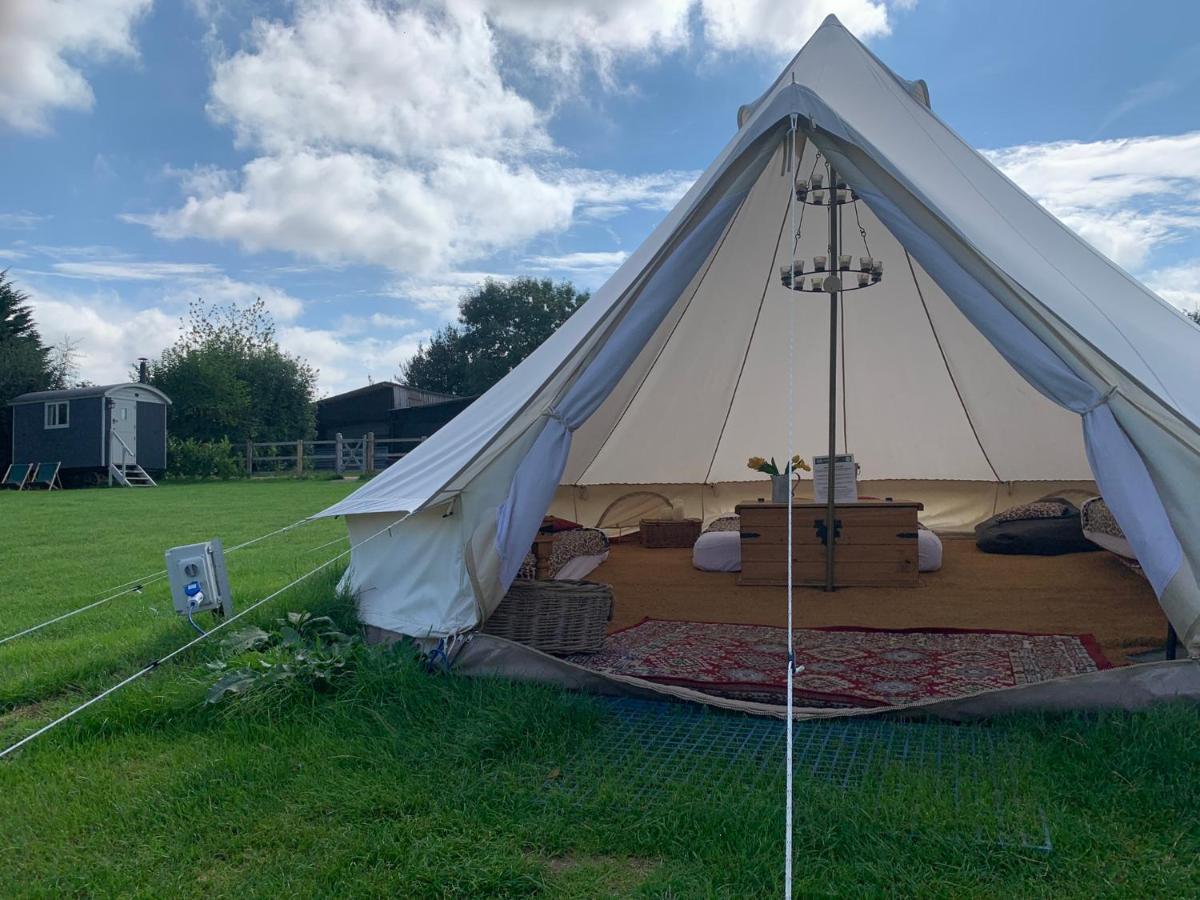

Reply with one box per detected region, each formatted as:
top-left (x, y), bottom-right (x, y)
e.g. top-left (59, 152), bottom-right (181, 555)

top-left (1189, 309), bottom-right (1200, 327)
top-left (147, 298), bottom-right (318, 443)
top-left (0, 271), bottom-right (57, 466)
top-left (402, 277), bottom-right (588, 396)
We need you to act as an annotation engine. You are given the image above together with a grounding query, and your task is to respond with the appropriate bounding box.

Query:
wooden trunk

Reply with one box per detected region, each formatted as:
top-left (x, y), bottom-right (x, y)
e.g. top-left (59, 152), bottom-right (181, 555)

top-left (735, 502), bottom-right (923, 587)
top-left (639, 518), bottom-right (702, 549)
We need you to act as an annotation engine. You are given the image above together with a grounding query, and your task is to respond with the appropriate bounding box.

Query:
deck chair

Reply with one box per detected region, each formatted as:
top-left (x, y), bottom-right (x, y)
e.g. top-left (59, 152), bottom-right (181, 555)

top-left (27, 462), bottom-right (62, 491)
top-left (1, 463), bottom-right (33, 490)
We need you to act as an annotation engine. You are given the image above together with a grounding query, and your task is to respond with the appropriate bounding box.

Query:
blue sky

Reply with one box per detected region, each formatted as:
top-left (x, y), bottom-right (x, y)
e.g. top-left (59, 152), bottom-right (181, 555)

top-left (3, 0), bottom-right (1199, 394)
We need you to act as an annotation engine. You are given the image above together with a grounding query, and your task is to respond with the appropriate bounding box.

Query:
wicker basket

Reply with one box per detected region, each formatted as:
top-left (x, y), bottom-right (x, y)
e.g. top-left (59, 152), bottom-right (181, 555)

top-left (639, 518), bottom-right (702, 548)
top-left (481, 579), bottom-right (613, 655)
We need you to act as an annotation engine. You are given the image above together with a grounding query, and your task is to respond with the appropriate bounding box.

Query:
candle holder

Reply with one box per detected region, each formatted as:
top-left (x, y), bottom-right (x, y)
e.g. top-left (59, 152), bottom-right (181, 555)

top-left (780, 265), bottom-right (883, 293)
top-left (796, 178), bottom-right (860, 207)
top-left (782, 167), bottom-right (882, 295)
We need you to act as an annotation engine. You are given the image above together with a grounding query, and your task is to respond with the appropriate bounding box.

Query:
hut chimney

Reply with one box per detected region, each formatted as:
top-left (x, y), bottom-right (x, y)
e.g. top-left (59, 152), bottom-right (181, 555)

top-left (137, 357), bottom-right (149, 384)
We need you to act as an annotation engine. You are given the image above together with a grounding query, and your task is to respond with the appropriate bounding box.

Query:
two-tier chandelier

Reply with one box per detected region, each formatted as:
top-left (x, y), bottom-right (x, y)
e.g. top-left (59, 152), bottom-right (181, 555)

top-left (778, 173), bottom-right (883, 294)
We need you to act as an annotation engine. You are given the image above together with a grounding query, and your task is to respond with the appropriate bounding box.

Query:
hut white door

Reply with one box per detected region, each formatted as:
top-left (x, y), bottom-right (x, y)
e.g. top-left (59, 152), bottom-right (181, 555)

top-left (110, 398), bottom-right (137, 466)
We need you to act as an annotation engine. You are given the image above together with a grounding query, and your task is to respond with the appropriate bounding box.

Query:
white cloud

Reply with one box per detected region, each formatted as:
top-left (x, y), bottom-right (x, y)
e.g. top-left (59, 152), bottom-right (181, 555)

top-left (474, 0), bottom-right (692, 84)
top-left (473, 0), bottom-right (902, 74)
top-left (137, 150), bottom-right (580, 271)
top-left (336, 313), bottom-right (420, 333)
top-left (53, 261), bottom-right (219, 280)
top-left (986, 132), bottom-right (1200, 269)
top-left (27, 286), bottom-right (182, 384)
top-left (525, 250), bottom-right (628, 272)
top-left (208, 1), bottom-right (549, 159)
top-left (569, 169), bottom-right (699, 220)
top-left (386, 270), bottom-right (506, 315)
top-left (25, 276), bottom-right (378, 392)
top-left (128, 0), bottom-right (803, 282)
top-left (0, 211), bottom-right (49, 229)
top-left (698, 0), bottom-right (892, 55)
top-left (0, 0), bottom-right (151, 132)
top-left (1142, 259), bottom-right (1200, 315)
top-left (159, 274), bottom-right (308, 324)
top-left (280, 323), bottom-right (433, 395)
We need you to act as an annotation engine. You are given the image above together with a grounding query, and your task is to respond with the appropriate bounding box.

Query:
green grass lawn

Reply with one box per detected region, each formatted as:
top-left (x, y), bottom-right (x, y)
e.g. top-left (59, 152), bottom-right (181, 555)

top-left (1, 479), bottom-right (1198, 897)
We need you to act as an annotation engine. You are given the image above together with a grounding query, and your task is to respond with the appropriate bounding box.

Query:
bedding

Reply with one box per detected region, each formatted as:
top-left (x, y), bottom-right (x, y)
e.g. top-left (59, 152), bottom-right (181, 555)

top-left (518, 527), bottom-right (611, 580)
top-left (976, 497), bottom-right (1097, 556)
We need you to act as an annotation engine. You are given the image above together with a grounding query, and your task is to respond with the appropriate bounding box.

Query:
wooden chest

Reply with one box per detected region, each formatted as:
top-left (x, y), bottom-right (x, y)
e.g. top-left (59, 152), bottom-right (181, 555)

top-left (639, 518), bottom-right (702, 548)
top-left (735, 502), bottom-right (923, 587)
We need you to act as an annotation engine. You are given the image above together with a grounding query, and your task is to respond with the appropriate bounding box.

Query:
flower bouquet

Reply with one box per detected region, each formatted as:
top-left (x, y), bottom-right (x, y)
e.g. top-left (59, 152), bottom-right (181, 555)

top-left (747, 455), bottom-right (811, 503)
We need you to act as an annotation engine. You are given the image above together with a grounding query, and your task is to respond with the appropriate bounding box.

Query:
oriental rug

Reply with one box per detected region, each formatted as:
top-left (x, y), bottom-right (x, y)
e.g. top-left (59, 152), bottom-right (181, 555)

top-left (569, 619), bottom-right (1112, 708)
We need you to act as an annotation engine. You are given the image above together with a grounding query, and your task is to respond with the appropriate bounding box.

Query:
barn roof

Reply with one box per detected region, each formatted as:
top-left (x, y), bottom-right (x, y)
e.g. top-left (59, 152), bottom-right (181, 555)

top-left (9, 383), bottom-right (171, 405)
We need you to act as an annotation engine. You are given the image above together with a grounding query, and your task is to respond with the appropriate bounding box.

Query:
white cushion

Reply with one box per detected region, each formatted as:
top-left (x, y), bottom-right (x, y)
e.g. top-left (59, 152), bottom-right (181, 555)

top-left (692, 528), bottom-right (942, 574)
top-left (918, 528), bottom-right (943, 572)
top-left (554, 551), bottom-right (609, 581)
top-left (693, 530), bottom-right (742, 572)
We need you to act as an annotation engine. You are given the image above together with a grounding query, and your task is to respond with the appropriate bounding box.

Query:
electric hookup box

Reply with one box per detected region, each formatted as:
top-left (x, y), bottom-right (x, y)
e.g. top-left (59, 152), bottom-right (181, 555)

top-left (165, 539), bottom-right (234, 619)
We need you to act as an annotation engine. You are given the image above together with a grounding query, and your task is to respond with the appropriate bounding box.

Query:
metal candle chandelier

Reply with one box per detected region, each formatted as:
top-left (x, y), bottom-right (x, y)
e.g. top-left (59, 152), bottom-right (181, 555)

top-left (779, 172), bottom-right (883, 294)
top-left (778, 156), bottom-right (882, 593)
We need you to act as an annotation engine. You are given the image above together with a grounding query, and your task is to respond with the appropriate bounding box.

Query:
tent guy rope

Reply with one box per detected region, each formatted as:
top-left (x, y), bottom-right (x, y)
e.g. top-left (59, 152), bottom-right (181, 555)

top-left (0, 517), bottom-right (315, 647)
top-left (0, 512), bottom-right (408, 761)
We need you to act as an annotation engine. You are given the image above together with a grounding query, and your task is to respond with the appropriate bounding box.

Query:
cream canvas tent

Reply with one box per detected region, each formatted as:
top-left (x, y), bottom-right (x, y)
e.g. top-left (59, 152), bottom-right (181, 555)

top-left (317, 16), bottom-right (1200, 658)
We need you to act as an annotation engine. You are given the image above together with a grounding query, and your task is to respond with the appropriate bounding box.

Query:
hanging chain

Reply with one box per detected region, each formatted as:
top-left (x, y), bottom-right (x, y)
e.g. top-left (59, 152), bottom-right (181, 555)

top-left (791, 150), bottom-right (821, 252)
top-left (853, 198), bottom-right (872, 259)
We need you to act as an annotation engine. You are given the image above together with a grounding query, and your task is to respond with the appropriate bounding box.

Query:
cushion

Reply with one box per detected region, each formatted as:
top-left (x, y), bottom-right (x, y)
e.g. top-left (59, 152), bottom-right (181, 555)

top-left (518, 528), bottom-right (611, 580)
top-left (692, 530), bottom-right (742, 572)
top-left (918, 528), bottom-right (943, 572)
top-left (992, 499), bottom-right (1070, 524)
top-left (704, 514), bottom-right (741, 533)
top-left (975, 498), bottom-right (1098, 556)
top-left (1080, 496), bottom-right (1136, 560)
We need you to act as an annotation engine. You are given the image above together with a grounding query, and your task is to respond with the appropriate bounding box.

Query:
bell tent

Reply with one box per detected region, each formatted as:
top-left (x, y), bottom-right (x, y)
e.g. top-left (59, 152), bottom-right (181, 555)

top-left (317, 16), bottom-right (1200, 669)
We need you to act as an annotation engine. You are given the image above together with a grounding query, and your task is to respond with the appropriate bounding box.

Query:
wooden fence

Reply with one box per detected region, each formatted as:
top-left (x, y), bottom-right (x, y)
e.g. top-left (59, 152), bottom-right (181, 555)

top-left (244, 432), bottom-right (425, 476)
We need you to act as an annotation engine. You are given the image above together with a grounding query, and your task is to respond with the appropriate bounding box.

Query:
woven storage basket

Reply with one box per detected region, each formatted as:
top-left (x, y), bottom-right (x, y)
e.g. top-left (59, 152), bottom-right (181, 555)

top-left (639, 518), bottom-right (702, 548)
top-left (481, 579), bottom-right (613, 655)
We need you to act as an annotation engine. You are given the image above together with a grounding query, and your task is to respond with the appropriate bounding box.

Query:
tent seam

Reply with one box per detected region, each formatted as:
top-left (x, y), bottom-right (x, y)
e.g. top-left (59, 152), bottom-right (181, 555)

top-left (904, 248), bottom-right (1003, 483)
top-left (572, 184), bottom-right (753, 485)
top-left (702, 169), bottom-right (799, 485)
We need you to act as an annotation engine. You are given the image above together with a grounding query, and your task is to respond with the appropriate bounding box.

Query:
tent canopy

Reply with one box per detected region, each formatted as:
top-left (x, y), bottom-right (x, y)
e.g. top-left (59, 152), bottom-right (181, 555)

top-left (318, 16), bottom-right (1200, 652)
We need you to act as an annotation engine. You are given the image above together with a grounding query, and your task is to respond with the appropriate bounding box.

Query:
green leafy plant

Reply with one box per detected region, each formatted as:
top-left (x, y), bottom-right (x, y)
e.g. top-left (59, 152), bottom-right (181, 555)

top-left (166, 436), bottom-right (244, 480)
top-left (205, 611), bottom-right (360, 705)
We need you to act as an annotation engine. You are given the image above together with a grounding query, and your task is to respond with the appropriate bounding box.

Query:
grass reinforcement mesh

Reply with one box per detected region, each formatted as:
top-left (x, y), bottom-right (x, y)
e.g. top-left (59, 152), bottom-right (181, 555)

top-left (546, 697), bottom-right (1051, 852)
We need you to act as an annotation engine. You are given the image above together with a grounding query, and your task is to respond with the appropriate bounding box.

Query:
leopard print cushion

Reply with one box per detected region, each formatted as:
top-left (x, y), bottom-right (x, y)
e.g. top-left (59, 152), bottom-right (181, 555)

top-left (1081, 497), bottom-right (1124, 540)
top-left (548, 528), bottom-right (610, 573)
top-left (704, 515), bottom-right (742, 533)
top-left (520, 528), bottom-right (610, 580)
top-left (993, 500), bottom-right (1070, 524)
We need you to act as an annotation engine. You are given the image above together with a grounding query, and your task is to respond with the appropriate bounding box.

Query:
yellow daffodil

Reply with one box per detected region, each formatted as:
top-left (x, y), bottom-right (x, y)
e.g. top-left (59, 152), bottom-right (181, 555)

top-left (747, 456), bottom-right (767, 471)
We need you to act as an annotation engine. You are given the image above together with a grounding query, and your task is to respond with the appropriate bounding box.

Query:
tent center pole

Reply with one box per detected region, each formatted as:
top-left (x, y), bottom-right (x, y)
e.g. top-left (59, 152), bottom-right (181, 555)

top-left (825, 164), bottom-right (839, 592)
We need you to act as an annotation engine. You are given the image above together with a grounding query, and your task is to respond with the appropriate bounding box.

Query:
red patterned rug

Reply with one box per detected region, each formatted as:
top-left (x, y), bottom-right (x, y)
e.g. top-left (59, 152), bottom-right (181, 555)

top-left (569, 619), bottom-right (1112, 708)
